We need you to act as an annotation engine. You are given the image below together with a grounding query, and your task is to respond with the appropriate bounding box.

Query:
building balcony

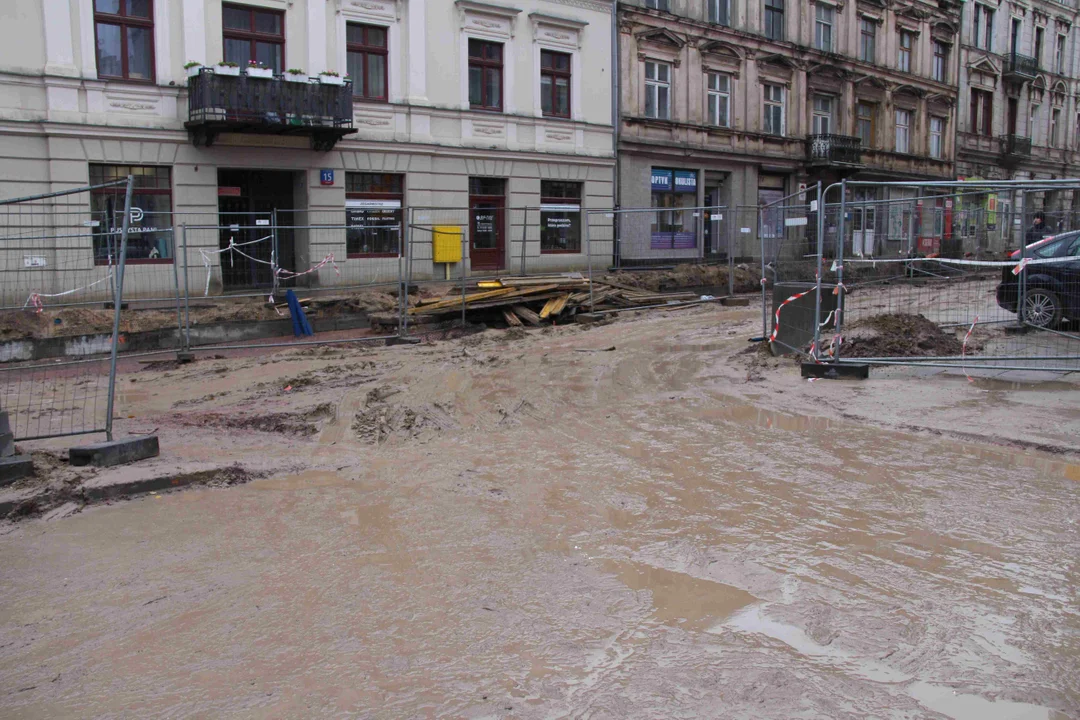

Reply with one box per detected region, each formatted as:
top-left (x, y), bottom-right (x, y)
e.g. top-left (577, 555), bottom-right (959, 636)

top-left (185, 69), bottom-right (357, 151)
top-left (1001, 134), bottom-right (1033, 158)
top-left (1004, 53), bottom-right (1039, 82)
top-left (806, 134), bottom-right (864, 167)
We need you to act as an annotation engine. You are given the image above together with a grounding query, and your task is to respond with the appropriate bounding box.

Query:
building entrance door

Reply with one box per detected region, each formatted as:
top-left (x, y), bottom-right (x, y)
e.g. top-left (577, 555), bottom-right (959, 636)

top-left (852, 190), bottom-right (876, 257)
top-left (217, 170), bottom-right (297, 290)
top-left (469, 177), bottom-right (506, 271)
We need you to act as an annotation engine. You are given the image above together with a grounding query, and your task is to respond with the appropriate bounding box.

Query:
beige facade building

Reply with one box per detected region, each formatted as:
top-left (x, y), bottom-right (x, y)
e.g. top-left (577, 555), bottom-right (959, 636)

top-left (0, 0), bottom-right (614, 300)
top-left (617, 0), bottom-right (961, 260)
top-left (956, 0), bottom-right (1080, 240)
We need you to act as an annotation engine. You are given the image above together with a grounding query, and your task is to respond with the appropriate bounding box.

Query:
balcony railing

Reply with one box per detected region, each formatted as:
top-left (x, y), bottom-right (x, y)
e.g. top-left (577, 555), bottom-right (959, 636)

top-left (807, 134), bottom-right (864, 166)
top-left (1004, 53), bottom-right (1039, 81)
top-left (1001, 134), bottom-right (1033, 157)
top-left (185, 69), bottom-right (357, 151)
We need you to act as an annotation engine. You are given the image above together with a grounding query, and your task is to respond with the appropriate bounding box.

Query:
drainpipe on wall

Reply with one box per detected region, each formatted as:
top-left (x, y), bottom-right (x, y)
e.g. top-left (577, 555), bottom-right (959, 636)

top-left (611, 1), bottom-right (621, 268)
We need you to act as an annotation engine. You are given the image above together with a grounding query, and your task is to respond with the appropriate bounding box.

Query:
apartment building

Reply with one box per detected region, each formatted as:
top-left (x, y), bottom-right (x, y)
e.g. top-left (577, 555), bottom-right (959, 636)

top-left (0, 0), bottom-right (614, 297)
top-left (617, 0), bottom-right (961, 259)
top-left (956, 0), bottom-right (1080, 238)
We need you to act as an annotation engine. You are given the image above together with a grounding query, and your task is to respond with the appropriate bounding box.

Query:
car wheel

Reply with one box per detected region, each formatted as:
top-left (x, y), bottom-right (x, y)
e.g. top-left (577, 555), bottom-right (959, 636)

top-left (1022, 287), bottom-right (1063, 329)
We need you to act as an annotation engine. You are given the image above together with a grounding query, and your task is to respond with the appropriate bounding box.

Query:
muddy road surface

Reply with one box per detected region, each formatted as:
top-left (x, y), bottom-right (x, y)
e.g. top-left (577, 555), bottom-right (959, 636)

top-left (1, 306), bottom-right (1078, 718)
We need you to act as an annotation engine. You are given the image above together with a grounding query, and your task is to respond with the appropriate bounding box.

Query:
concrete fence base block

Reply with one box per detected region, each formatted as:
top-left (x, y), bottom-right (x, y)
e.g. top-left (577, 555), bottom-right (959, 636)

top-left (0, 455), bottom-right (34, 486)
top-left (0, 411), bottom-right (10, 436)
top-left (386, 336), bottom-right (422, 346)
top-left (0, 433), bottom-right (14, 458)
top-left (69, 436), bottom-right (160, 468)
top-left (575, 312), bottom-right (608, 324)
top-left (801, 362), bottom-right (870, 380)
top-left (721, 297), bottom-right (751, 307)
top-left (176, 352), bottom-right (195, 364)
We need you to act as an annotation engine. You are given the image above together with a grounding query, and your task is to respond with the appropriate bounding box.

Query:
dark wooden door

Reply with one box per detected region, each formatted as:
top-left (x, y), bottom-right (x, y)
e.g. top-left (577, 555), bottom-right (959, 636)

top-left (470, 196), bottom-right (505, 271)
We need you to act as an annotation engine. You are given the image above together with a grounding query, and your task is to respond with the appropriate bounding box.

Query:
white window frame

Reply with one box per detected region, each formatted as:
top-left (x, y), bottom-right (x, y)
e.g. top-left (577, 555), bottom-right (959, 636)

top-left (1051, 107), bottom-right (1061, 147)
top-left (815, 4), bottom-right (835, 52)
top-left (895, 108), bottom-right (911, 153)
top-left (645, 0), bottom-right (670, 10)
top-left (812, 94), bottom-right (834, 135)
top-left (763, 83), bottom-right (785, 136)
top-left (644, 60), bottom-right (671, 120)
top-left (929, 116), bottom-right (944, 158)
top-left (709, 0), bottom-right (731, 26)
top-left (707, 72), bottom-right (731, 127)
top-left (1030, 104), bottom-right (1040, 143)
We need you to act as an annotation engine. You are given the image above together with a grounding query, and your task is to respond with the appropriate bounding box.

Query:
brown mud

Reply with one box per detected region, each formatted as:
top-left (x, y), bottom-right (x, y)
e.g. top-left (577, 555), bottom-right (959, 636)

top-left (1, 303), bottom-right (1078, 718)
top-left (842, 312), bottom-right (971, 358)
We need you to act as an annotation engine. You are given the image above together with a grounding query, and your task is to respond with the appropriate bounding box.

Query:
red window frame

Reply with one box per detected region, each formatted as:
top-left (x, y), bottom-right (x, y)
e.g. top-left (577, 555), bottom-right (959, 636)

top-left (347, 23), bottom-right (389, 101)
top-left (345, 173), bottom-right (404, 258)
top-left (540, 50), bottom-right (572, 119)
top-left (469, 40), bottom-right (503, 112)
top-left (93, 0), bottom-right (156, 83)
top-left (222, 3), bottom-right (285, 71)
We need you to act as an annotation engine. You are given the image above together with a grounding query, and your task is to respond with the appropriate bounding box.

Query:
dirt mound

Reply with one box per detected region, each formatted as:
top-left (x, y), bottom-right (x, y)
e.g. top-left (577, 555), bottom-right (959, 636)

top-left (180, 403), bottom-right (335, 436)
top-left (605, 264), bottom-right (760, 294)
top-left (841, 313), bottom-right (969, 358)
top-left (352, 388), bottom-right (456, 444)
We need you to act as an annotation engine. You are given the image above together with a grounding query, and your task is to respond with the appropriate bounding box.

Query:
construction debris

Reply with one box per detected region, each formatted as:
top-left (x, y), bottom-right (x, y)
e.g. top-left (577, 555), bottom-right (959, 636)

top-left (407, 273), bottom-right (723, 327)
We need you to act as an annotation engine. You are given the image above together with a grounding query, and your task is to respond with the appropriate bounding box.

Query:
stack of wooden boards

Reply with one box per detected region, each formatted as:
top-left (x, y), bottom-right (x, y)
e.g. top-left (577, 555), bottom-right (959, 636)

top-left (407, 273), bottom-right (703, 326)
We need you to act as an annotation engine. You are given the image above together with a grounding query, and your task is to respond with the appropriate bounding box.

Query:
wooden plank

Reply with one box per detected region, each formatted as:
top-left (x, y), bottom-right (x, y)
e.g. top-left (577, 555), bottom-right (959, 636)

top-left (502, 308), bottom-right (523, 326)
top-left (511, 305), bottom-right (543, 326)
top-left (538, 297), bottom-right (559, 319)
top-left (407, 287), bottom-right (518, 314)
top-left (409, 285), bottom-right (564, 315)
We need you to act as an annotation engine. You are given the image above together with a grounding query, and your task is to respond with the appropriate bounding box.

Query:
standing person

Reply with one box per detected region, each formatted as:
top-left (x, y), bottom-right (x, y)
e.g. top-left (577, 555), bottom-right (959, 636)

top-left (1026, 211), bottom-right (1050, 245)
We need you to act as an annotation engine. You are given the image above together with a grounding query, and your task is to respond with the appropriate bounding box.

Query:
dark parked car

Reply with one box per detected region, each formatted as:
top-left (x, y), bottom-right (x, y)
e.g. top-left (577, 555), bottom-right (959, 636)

top-left (997, 231), bottom-right (1080, 328)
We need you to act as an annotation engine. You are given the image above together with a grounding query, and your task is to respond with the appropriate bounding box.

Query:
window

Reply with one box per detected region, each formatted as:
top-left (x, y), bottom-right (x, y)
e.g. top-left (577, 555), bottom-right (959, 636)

top-left (1057, 34), bottom-right (1067, 74)
top-left (815, 5), bottom-right (834, 52)
top-left (541, 50), bottom-right (571, 118)
top-left (645, 0), bottom-right (670, 10)
top-left (812, 95), bottom-right (833, 135)
top-left (347, 24), bottom-right (388, 101)
top-left (709, 0), bottom-right (730, 26)
top-left (763, 84), bottom-right (784, 135)
top-left (856, 101), bottom-right (875, 146)
top-left (707, 73), bottom-right (731, 127)
top-left (971, 88), bottom-right (993, 135)
top-left (540, 181), bottom-right (582, 253)
top-left (1075, 112), bottom-right (1080, 148)
top-left (930, 116), bottom-right (944, 158)
top-left (898, 31), bottom-right (913, 72)
top-left (93, 0), bottom-right (154, 81)
top-left (1035, 27), bottom-right (1044, 65)
top-left (1011, 17), bottom-right (1022, 55)
top-left (860, 19), bottom-right (876, 62)
top-left (468, 40), bottom-right (503, 111)
top-left (764, 0), bottom-right (784, 41)
top-left (1052, 108), bottom-right (1061, 146)
top-left (933, 41), bottom-right (948, 82)
top-left (89, 164), bottom-right (172, 264)
top-left (345, 173), bottom-right (403, 257)
top-left (1031, 104), bottom-right (1040, 141)
top-left (895, 109), bottom-right (911, 153)
top-left (645, 61), bottom-right (671, 119)
top-left (223, 4), bottom-right (284, 74)
top-left (973, 5), bottom-right (993, 51)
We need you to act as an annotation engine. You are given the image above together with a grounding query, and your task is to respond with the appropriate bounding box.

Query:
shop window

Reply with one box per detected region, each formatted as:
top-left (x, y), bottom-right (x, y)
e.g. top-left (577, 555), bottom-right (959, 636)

top-left (540, 181), bottom-right (582, 253)
top-left (89, 164), bottom-right (172, 264)
top-left (94, 0), bottom-right (154, 81)
top-left (346, 172), bottom-right (403, 257)
top-left (650, 168), bottom-right (697, 250)
top-left (347, 24), bottom-right (388, 101)
top-left (223, 3), bottom-right (285, 74)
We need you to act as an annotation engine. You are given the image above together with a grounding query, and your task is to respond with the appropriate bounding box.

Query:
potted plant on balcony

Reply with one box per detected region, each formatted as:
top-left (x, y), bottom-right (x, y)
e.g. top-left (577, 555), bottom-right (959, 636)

top-left (318, 70), bottom-right (345, 86)
top-left (215, 61), bottom-right (240, 76)
top-left (285, 68), bottom-right (308, 84)
top-left (184, 61), bottom-right (203, 78)
top-left (246, 60), bottom-right (273, 79)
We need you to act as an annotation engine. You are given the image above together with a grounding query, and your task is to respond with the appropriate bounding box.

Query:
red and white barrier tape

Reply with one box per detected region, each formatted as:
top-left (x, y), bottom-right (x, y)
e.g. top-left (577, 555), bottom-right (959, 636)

top-left (1012, 257), bottom-right (1031, 275)
top-left (23, 270), bottom-right (115, 312)
top-left (961, 315), bottom-right (979, 383)
top-left (769, 287), bottom-right (815, 344)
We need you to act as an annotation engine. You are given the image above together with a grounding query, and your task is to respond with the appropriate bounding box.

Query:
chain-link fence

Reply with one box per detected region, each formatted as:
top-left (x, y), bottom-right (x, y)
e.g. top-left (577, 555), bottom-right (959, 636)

top-left (770, 179), bottom-right (1080, 374)
top-left (0, 177), bottom-right (134, 441)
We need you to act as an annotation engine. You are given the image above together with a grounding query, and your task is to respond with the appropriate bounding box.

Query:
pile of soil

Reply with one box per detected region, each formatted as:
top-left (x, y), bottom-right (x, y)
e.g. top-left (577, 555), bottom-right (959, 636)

top-left (841, 313), bottom-right (970, 358)
top-left (352, 386), bottom-right (456, 445)
top-left (606, 264), bottom-right (760, 294)
top-left (179, 402), bottom-right (335, 436)
top-left (0, 290), bottom-right (398, 341)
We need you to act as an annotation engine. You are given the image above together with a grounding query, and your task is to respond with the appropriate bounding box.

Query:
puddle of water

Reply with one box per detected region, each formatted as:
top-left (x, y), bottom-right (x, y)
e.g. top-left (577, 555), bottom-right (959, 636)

top-left (605, 560), bottom-right (756, 631)
top-left (907, 681), bottom-right (1065, 720)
